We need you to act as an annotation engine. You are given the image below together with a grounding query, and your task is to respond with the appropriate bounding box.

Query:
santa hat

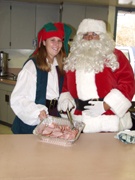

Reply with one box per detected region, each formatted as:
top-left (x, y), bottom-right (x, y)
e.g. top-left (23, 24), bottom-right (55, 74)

top-left (77, 19), bottom-right (106, 35)
top-left (34, 22), bottom-right (72, 55)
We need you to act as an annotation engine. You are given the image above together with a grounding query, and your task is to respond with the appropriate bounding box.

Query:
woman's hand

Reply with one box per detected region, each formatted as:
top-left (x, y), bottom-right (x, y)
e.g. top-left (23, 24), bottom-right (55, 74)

top-left (38, 110), bottom-right (48, 121)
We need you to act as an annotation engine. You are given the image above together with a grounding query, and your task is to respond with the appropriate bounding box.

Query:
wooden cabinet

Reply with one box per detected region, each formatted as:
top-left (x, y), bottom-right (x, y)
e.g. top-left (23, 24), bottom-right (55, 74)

top-left (36, 4), bottom-right (59, 34)
top-left (0, 83), bottom-right (15, 125)
top-left (0, 2), bottom-right (11, 49)
top-left (0, 2), bottom-right (109, 49)
top-left (62, 3), bottom-right (108, 39)
top-left (0, 2), bottom-right (36, 49)
top-left (11, 2), bottom-right (36, 49)
top-left (85, 6), bottom-right (108, 22)
top-left (62, 4), bottom-right (86, 38)
top-left (0, 2), bottom-right (60, 49)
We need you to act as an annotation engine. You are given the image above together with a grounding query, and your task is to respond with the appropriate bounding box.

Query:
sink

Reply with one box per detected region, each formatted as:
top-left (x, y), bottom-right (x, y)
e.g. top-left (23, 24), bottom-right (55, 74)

top-left (5, 76), bottom-right (17, 81)
top-left (0, 74), bottom-right (17, 81)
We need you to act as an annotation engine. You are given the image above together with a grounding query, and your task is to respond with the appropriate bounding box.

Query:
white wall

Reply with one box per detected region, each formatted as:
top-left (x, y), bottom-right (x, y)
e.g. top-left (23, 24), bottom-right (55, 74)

top-left (0, 49), bottom-right (34, 68)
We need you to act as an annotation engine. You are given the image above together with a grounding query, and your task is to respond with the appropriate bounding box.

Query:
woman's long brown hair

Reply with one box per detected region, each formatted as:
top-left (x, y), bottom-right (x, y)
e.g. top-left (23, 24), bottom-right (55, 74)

top-left (30, 42), bottom-right (67, 75)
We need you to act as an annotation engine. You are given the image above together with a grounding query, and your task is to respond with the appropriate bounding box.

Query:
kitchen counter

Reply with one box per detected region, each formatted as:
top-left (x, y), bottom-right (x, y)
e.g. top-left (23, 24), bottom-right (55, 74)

top-left (0, 133), bottom-right (135, 180)
top-left (0, 78), bottom-right (16, 85)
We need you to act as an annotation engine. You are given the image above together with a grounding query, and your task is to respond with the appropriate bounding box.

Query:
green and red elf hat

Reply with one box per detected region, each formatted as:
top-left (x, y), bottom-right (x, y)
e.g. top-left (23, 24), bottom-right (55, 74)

top-left (33, 22), bottom-right (72, 55)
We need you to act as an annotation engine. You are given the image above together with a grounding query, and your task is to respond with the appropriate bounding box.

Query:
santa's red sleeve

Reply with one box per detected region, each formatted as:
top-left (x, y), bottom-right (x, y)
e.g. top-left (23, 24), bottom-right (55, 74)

top-left (104, 49), bottom-right (135, 117)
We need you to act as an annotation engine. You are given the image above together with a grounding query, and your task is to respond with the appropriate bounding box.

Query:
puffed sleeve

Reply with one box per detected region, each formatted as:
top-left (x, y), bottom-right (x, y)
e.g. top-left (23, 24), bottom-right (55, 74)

top-left (104, 49), bottom-right (135, 117)
top-left (10, 60), bottom-right (48, 126)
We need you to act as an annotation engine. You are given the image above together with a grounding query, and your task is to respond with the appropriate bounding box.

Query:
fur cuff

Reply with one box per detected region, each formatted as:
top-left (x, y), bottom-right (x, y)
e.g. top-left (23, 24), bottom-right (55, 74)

top-left (82, 111), bottom-right (119, 132)
top-left (104, 89), bottom-right (131, 117)
top-left (72, 111), bottom-right (132, 133)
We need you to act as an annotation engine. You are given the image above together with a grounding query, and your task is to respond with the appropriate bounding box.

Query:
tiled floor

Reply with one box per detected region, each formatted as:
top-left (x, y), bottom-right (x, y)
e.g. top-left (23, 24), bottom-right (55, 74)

top-left (0, 124), bottom-right (13, 134)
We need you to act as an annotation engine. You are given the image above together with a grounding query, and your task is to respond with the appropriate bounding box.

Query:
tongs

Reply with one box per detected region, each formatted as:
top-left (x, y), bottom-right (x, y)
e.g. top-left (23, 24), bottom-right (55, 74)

top-left (66, 109), bottom-right (75, 129)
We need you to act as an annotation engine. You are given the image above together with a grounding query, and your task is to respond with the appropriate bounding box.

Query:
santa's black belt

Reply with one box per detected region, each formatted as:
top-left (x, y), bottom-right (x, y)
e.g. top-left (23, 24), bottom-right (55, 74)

top-left (46, 99), bottom-right (57, 109)
top-left (74, 98), bottom-right (103, 111)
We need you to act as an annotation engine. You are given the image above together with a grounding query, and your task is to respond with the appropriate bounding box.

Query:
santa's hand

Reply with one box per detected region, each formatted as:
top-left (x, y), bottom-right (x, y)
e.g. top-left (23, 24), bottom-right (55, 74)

top-left (58, 99), bottom-right (75, 112)
top-left (84, 101), bottom-right (106, 117)
top-left (58, 92), bottom-right (76, 112)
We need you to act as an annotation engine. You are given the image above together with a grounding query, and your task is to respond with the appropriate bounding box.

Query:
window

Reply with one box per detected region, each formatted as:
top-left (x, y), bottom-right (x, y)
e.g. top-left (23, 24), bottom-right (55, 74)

top-left (114, 8), bottom-right (135, 74)
top-left (115, 8), bottom-right (135, 46)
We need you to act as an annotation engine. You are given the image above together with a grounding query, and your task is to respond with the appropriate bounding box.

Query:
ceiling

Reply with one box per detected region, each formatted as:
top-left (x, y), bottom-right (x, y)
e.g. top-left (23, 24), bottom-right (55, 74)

top-left (7, 0), bottom-right (135, 8)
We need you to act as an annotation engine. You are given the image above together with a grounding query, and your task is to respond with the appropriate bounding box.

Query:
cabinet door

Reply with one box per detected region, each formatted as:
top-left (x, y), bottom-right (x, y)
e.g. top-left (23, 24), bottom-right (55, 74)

top-left (86, 6), bottom-right (108, 22)
top-left (0, 2), bottom-right (11, 49)
top-left (0, 89), bottom-right (8, 123)
top-left (11, 2), bottom-right (36, 49)
top-left (62, 4), bottom-right (86, 39)
top-left (0, 87), bottom-right (15, 125)
top-left (7, 92), bottom-right (15, 124)
top-left (36, 4), bottom-right (59, 34)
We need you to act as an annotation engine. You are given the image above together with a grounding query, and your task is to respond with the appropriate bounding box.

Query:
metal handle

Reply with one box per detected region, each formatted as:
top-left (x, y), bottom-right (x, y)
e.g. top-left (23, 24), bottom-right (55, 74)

top-left (66, 109), bottom-right (74, 128)
top-left (5, 94), bottom-right (9, 102)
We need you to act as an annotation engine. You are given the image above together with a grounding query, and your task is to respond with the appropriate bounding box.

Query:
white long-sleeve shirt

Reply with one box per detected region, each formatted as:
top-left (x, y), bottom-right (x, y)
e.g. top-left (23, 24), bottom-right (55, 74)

top-left (10, 58), bottom-right (59, 126)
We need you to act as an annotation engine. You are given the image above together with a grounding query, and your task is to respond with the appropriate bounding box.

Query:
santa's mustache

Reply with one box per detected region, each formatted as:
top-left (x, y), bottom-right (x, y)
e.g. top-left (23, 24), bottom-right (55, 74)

top-left (64, 33), bottom-right (118, 73)
top-left (76, 37), bottom-right (114, 56)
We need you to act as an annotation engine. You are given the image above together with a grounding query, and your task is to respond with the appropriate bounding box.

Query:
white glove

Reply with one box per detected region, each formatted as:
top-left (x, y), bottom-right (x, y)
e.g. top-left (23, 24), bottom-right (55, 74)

top-left (84, 101), bottom-right (105, 117)
top-left (58, 99), bottom-right (75, 112)
top-left (58, 92), bottom-right (76, 112)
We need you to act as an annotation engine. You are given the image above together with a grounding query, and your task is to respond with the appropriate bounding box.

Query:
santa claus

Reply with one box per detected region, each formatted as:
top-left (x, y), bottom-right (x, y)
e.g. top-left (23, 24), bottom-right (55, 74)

top-left (58, 18), bottom-right (135, 133)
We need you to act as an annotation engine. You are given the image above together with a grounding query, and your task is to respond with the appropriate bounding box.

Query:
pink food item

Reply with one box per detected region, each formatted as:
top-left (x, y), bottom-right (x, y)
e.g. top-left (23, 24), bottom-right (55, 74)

top-left (38, 123), bottom-right (79, 140)
top-left (42, 127), bottom-right (53, 135)
top-left (37, 124), bottom-right (46, 134)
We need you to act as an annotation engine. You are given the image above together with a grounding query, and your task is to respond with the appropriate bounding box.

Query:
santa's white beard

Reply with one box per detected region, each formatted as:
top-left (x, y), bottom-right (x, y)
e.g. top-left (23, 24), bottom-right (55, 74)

top-left (64, 33), bottom-right (119, 73)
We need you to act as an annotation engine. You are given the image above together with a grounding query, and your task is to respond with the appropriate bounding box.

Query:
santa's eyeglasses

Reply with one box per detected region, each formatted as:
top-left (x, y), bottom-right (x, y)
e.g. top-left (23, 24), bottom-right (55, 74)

top-left (83, 32), bottom-right (99, 40)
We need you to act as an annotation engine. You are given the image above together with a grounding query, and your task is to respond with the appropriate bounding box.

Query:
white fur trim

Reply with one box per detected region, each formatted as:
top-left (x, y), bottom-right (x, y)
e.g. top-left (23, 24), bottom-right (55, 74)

top-left (82, 110), bottom-right (119, 133)
top-left (104, 89), bottom-right (131, 117)
top-left (119, 112), bottom-right (132, 131)
top-left (70, 110), bottom-right (132, 133)
top-left (77, 19), bottom-right (106, 35)
top-left (80, 111), bottom-right (132, 133)
top-left (76, 70), bottom-right (99, 100)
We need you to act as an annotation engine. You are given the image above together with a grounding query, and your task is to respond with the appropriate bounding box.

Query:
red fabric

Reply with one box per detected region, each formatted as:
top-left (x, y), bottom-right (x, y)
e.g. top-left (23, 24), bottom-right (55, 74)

top-left (33, 22), bottom-right (64, 55)
top-left (38, 23), bottom-right (64, 47)
top-left (62, 48), bottom-right (135, 115)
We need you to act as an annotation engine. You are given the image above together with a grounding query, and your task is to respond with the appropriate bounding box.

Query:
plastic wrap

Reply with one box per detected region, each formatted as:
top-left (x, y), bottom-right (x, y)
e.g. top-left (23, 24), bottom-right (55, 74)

top-left (33, 116), bottom-right (85, 147)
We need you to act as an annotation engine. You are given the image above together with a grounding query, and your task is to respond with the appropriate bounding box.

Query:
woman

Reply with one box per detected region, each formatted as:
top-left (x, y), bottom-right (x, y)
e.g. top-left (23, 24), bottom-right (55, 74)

top-left (10, 22), bottom-right (72, 134)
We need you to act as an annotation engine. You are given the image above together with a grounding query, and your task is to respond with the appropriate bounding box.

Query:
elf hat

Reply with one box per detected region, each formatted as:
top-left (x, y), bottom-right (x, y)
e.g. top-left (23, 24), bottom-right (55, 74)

top-left (77, 18), bottom-right (106, 35)
top-left (35, 22), bottom-right (72, 55)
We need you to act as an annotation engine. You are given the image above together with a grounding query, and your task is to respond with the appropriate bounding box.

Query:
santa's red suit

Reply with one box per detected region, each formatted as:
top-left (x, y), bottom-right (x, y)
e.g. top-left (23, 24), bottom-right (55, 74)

top-left (59, 49), bottom-right (135, 132)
